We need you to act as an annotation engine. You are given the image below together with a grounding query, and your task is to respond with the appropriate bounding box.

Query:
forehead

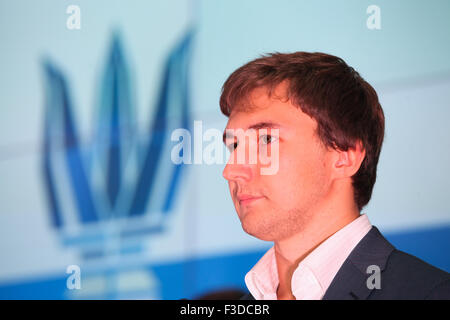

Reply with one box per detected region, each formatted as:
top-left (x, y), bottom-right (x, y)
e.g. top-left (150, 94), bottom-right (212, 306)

top-left (224, 86), bottom-right (318, 134)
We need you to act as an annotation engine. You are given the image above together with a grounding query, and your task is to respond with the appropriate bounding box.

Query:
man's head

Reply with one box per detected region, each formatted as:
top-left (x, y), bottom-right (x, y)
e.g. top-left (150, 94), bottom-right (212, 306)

top-left (220, 52), bottom-right (384, 241)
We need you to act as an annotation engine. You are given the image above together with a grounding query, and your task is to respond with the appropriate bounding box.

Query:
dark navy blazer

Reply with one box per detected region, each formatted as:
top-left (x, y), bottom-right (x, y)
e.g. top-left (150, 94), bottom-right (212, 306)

top-left (241, 226), bottom-right (450, 300)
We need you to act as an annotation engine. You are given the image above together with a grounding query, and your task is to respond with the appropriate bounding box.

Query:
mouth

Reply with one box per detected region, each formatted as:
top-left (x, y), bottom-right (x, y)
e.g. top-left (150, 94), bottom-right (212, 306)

top-left (237, 194), bottom-right (265, 206)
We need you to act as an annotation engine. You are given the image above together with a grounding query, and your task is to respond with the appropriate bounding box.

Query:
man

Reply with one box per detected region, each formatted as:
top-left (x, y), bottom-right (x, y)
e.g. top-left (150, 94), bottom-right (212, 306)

top-left (220, 52), bottom-right (450, 300)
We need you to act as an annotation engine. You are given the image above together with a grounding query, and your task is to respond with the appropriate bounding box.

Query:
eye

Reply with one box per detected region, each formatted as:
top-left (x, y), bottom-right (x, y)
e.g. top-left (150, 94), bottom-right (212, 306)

top-left (227, 141), bottom-right (238, 152)
top-left (259, 134), bottom-right (278, 145)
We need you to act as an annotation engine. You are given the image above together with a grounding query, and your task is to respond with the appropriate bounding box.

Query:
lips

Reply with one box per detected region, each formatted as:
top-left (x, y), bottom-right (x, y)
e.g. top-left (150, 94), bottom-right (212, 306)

top-left (237, 194), bottom-right (264, 206)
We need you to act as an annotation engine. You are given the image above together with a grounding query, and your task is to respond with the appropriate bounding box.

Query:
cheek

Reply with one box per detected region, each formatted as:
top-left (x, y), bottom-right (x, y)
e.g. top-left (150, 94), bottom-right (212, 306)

top-left (265, 145), bottom-right (328, 206)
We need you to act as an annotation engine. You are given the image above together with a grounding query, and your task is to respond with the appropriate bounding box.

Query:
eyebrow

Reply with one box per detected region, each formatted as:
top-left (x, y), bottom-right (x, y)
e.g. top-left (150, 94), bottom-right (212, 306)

top-left (222, 121), bottom-right (282, 144)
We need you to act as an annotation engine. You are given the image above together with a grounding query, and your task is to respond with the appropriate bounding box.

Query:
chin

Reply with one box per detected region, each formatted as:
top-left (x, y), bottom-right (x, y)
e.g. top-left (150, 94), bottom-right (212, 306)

top-left (240, 216), bottom-right (277, 242)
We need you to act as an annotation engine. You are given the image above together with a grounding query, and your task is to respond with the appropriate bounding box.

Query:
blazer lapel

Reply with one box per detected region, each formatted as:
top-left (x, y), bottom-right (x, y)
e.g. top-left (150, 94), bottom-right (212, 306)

top-left (322, 226), bottom-right (395, 300)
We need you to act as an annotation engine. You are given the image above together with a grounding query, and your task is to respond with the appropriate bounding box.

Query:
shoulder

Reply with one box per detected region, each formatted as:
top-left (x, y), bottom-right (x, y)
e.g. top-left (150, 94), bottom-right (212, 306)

top-left (345, 226), bottom-right (449, 299)
top-left (388, 249), bottom-right (449, 279)
top-left (373, 248), bottom-right (450, 299)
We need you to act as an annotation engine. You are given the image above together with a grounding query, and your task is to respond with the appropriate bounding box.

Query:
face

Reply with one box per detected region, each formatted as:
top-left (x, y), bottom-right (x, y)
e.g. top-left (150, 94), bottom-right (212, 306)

top-left (222, 85), bottom-right (334, 241)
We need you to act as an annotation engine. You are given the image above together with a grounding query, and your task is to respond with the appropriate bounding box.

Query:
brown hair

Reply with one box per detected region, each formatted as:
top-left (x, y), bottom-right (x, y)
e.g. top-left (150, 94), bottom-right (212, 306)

top-left (220, 52), bottom-right (385, 211)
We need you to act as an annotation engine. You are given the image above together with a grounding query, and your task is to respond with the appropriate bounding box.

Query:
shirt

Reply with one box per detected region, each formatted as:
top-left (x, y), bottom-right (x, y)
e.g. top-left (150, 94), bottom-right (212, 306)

top-left (244, 214), bottom-right (373, 300)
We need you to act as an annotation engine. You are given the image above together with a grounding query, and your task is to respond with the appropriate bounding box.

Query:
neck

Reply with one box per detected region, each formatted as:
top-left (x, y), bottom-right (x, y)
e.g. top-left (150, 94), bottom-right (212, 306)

top-left (274, 183), bottom-right (360, 299)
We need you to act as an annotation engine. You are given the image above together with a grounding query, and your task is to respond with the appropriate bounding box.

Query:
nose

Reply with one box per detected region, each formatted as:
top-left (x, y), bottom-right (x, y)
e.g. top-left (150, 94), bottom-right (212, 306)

top-left (222, 155), bottom-right (253, 183)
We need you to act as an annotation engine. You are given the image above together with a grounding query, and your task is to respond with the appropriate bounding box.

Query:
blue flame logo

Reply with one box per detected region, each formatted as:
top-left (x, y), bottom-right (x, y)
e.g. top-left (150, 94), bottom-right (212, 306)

top-left (41, 29), bottom-right (193, 298)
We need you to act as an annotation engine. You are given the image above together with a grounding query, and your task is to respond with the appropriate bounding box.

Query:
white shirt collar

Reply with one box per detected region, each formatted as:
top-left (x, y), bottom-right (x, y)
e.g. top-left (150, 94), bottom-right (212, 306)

top-left (245, 214), bottom-right (373, 300)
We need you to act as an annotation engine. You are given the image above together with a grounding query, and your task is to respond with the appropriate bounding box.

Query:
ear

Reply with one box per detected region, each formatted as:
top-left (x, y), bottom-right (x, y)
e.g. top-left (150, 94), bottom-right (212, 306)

top-left (333, 140), bottom-right (366, 179)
